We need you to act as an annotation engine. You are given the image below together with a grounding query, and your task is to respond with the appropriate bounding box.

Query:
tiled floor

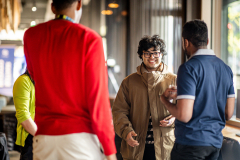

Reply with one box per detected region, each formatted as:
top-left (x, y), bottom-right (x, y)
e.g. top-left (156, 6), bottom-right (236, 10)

top-left (9, 151), bottom-right (20, 160)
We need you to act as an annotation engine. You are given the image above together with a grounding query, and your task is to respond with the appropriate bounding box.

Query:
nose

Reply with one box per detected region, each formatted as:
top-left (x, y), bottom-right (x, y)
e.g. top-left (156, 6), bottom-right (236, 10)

top-left (150, 53), bottom-right (155, 58)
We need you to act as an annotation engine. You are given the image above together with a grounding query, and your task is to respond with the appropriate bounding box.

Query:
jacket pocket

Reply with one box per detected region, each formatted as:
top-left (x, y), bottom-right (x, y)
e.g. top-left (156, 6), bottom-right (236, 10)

top-left (161, 127), bottom-right (175, 137)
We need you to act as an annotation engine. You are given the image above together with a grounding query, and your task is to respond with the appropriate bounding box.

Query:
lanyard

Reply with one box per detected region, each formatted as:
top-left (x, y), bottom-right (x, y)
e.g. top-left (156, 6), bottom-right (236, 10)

top-left (56, 15), bottom-right (74, 23)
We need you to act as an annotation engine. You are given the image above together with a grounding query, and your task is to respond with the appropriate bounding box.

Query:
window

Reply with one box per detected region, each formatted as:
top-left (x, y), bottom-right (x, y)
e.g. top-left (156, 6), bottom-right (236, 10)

top-left (221, 0), bottom-right (240, 121)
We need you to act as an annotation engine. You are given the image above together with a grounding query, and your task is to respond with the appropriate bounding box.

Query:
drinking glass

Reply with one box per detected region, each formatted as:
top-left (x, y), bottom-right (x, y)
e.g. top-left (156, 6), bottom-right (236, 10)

top-left (170, 77), bottom-right (177, 89)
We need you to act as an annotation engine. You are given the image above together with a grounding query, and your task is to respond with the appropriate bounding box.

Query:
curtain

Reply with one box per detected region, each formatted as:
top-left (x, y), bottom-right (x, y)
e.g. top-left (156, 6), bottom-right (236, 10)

top-left (128, 0), bottom-right (185, 74)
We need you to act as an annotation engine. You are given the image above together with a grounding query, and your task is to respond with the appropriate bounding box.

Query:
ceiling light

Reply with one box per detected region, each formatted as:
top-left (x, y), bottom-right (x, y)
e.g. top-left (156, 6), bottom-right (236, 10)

top-left (101, 10), bottom-right (113, 15)
top-left (114, 65), bottom-right (120, 73)
top-left (30, 21), bottom-right (36, 26)
top-left (107, 59), bottom-right (116, 67)
top-left (82, 0), bottom-right (91, 5)
top-left (32, 6), bottom-right (37, 12)
top-left (121, 11), bottom-right (128, 16)
top-left (108, 2), bottom-right (119, 8)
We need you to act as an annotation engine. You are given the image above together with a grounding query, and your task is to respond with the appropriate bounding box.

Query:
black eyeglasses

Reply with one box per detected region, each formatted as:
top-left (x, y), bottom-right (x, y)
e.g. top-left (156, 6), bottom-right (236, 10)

top-left (143, 52), bottom-right (161, 58)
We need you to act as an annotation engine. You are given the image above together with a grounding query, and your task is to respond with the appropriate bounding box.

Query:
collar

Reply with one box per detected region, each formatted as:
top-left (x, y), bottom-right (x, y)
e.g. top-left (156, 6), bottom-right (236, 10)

top-left (56, 15), bottom-right (74, 23)
top-left (137, 62), bottom-right (168, 75)
top-left (141, 63), bottom-right (164, 73)
top-left (191, 49), bottom-right (215, 58)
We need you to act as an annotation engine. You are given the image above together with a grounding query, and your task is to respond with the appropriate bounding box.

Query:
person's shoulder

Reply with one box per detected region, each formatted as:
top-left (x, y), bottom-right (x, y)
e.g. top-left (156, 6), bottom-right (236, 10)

top-left (164, 72), bottom-right (177, 80)
top-left (73, 23), bottom-right (101, 39)
top-left (187, 57), bottom-right (202, 66)
top-left (178, 61), bottom-right (192, 70)
top-left (25, 21), bottom-right (49, 32)
top-left (24, 21), bottom-right (50, 39)
top-left (183, 57), bottom-right (203, 69)
top-left (125, 72), bottom-right (139, 80)
top-left (215, 57), bottom-right (232, 69)
top-left (207, 56), bottom-right (233, 73)
top-left (220, 60), bottom-right (233, 74)
top-left (177, 61), bottom-right (198, 76)
top-left (121, 72), bottom-right (139, 85)
top-left (13, 75), bottom-right (31, 90)
top-left (15, 74), bottom-right (30, 82)
top-left (162, 64), bottom-right (177, 77)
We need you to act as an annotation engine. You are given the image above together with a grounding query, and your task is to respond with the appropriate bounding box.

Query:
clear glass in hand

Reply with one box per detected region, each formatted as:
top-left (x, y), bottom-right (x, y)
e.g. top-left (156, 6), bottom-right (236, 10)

top-left (170, 77), bottom-right (177, 89)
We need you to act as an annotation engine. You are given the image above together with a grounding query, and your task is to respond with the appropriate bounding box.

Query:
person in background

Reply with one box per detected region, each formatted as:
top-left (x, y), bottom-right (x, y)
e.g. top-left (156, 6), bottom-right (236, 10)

top-left (160, 19), bottom-right (235, 160)
top-left (23, 0), bottom-right (116, 159)
top-left (13, 69), bottom-right (37, 160)
top-left (112, 35), bottom-right (176, 160)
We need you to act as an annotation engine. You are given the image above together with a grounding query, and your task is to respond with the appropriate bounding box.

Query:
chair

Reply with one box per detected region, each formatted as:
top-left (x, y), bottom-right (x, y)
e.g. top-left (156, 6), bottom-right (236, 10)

top-left (0, 132), bottom-right (10, 160)
top-left (217, 136), bottom-right (240, 160)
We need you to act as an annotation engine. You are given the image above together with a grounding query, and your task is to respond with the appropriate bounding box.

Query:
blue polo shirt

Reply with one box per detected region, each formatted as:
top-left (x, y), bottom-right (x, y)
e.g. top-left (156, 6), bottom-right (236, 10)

top-left (175, 49), bottom-right (235, 148)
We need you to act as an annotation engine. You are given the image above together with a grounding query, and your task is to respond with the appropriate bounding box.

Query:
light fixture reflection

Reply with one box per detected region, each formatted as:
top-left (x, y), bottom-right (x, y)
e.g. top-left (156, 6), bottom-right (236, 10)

top-left (101, 10), bottom-right (113, 15)
top-left (32, 6), bottom-right (37, 12)
top-left (121, 11), bottom-right (128, 16)
top-left (108, 2), bottom-right (119, 8)
top-left (31, 21), bottom-right (36, 26)
top-left (107, 59), bottom-right (116, 67)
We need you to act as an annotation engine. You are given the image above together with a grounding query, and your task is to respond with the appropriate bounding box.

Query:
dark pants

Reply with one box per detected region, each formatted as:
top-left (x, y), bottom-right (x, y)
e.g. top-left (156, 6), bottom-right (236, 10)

top-left (143, 144), bottom-right (156, 160)
top-left (171, 143), bottom-right (220, 160)
top-left (20, 134), bottom-right (33, 160)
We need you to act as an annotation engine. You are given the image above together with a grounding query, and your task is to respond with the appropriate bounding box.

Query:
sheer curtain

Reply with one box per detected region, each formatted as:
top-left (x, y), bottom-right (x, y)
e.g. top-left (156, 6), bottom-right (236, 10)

top-left (128, 0), bottom-right (185, 75)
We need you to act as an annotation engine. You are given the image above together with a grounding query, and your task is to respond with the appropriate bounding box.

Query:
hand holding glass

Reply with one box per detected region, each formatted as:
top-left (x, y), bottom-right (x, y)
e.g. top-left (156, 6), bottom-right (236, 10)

top-left (169, 77), bottom-right (177, 89)
top-left (168, 77), bottom-right (177, 99)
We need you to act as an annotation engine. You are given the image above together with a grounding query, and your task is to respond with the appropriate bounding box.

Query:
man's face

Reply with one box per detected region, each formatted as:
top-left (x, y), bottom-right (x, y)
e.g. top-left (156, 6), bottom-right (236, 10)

top-left (182, 38), bottom-right (190, 59)
top-left (142, 47), bottom-right (162, 71)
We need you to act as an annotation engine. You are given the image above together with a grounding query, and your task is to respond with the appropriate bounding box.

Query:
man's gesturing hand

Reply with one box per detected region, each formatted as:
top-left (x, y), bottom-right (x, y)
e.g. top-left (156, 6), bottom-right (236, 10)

top-left (126, 131), bottom-right (139, 147)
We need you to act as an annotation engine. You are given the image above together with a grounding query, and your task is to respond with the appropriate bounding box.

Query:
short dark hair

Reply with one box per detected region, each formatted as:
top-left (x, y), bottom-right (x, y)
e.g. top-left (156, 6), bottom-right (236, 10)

top-left (137, 35), bottom-right (167, 60)
top-left (52, 0), bottom-right (79, 11)
top-left (23, 68), bottom-right (35, 85)
top-left (182, 19), bottom-right (208, 48)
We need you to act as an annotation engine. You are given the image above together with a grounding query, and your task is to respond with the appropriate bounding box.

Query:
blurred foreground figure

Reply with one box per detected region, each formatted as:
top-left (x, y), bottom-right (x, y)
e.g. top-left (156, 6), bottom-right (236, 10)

top-left (23, 0), bottom-right (116, 159)
top-left (112, 35), bottom-right (176, 160)
top-left (13, 69), bottom-right (36, 160)
top-left (161, 20), bottom-right (235, 160)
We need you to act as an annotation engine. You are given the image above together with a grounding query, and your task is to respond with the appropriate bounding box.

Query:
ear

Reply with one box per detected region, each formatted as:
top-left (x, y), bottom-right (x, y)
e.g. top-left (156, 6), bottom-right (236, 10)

top-left (51, 3), bottom-right (56, 14)
top-left (184, 39), bottom-right (189, 48)
top-left (76, 0), bottom-right (82, 11)
top-left (207, 38), bottom-right (209, 45)
top-left (160, 53), bottom-right (163, 58)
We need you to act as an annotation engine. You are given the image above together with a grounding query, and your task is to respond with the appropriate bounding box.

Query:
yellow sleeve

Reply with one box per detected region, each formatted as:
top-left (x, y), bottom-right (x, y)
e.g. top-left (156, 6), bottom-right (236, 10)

top-left (13, 75), bottom-right (31, 124)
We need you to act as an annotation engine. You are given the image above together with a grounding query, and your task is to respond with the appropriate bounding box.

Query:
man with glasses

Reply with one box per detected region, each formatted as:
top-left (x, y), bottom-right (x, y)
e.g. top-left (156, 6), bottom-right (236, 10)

top-left (112, 35), bottom-right (176, 160)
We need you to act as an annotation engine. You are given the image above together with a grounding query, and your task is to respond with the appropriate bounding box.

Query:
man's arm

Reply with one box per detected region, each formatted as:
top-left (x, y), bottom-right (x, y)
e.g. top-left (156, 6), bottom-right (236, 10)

top-left (161, 64), bottom-right (196, 123)
top-left (85, 34), bottom-right (116, 156)
top-left (112, 82), bottom-right (134, 140)
top-left (160, 88), bottom-right (194, 123)
top-left (225, 69), bottom-right (235, 120)
top-left (106, 154), bottom-right (117, 160)
top-left (112, 83), bottom-right (139, 147)
top-left (225, 97), bottom-right (235, 120)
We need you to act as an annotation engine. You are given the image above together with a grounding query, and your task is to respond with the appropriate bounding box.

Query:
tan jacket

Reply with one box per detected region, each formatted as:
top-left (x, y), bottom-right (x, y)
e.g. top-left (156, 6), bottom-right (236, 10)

top-left (112, 63), bottom-right (176, 160)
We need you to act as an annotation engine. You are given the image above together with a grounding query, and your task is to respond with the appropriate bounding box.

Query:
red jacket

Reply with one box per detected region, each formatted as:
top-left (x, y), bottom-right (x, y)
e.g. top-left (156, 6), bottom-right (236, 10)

top-left (24, 19), bottom-right (116, 155)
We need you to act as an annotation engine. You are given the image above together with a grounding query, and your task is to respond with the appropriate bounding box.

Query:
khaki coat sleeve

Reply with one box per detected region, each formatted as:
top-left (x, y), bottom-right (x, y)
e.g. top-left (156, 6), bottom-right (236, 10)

top-left (112, 80), bottom-right (133, 140)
